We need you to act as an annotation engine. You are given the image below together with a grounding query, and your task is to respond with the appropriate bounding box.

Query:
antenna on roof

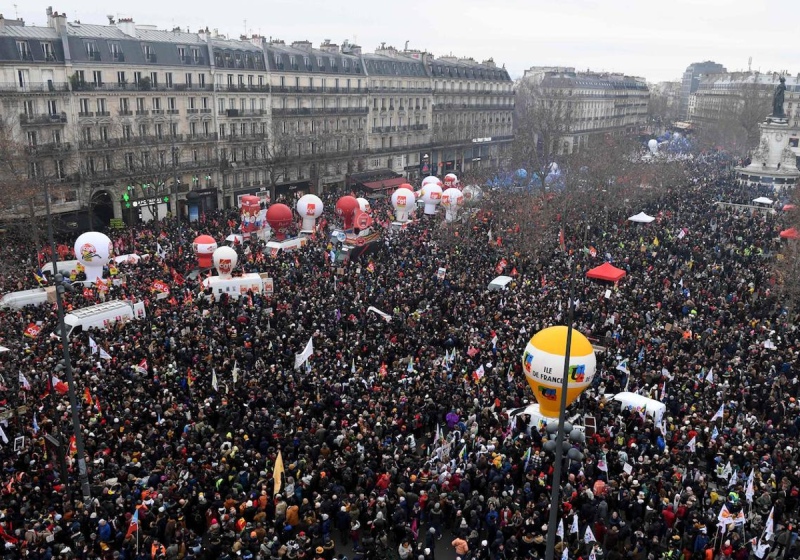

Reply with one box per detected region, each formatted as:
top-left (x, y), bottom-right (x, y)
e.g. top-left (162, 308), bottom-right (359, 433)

top-left (13, 4), bottom-right (18, 19)
top-left (748, 56), bottom-right (752, 72)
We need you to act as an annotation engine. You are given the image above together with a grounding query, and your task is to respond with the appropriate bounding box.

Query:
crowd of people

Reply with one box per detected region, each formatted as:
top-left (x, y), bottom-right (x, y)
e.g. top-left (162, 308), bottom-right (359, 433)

top-left (0, 153), bottom-right (799, 560)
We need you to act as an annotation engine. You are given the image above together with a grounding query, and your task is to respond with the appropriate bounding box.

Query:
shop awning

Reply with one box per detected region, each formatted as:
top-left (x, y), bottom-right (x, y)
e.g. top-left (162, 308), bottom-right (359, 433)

top-left (362, 177), bottom-right (407, 191)
top-left (586, 262), bottom-right (627, 282)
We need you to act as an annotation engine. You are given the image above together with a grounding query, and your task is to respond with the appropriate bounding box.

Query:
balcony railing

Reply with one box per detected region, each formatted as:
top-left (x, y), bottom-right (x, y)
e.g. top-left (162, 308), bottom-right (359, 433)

top-left (118, 110), bottom-right (133, 116)
top-left (20, 112), bottom-right (68, 125)
top-left (271, 106), bottom-right (368, 116)
top-left (0, 82), bottom-right (70, 93)
top-left (25, 142), bottom-right (71, 156)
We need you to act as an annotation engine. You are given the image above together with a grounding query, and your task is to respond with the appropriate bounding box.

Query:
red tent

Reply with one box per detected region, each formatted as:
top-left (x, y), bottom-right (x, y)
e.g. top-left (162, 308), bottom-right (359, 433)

top-left (780, 227), bottom-right (800, 239)
top-left (586, 262), bottom-right (627, 282)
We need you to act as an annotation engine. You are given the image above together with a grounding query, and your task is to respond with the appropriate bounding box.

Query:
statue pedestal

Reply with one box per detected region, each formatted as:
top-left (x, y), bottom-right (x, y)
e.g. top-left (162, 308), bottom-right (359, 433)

top-left (735, 118), bottom-right (800, 189)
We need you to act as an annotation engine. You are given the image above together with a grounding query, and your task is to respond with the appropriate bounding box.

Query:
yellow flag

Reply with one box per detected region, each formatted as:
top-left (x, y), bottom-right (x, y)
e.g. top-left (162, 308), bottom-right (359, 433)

top-left (653, 237), bottom-right (660, 247)
top-left (273, 451), bottom-right (284, 497)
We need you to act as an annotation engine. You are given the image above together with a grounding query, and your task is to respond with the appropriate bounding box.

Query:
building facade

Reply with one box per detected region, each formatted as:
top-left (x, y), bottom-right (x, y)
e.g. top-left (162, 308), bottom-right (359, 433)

top-left (678, 61), bottom-right (726, 121)
top-left (522, 67), bottom-right (650, 154)
top-left (0, 9), bottom-right (514, 226)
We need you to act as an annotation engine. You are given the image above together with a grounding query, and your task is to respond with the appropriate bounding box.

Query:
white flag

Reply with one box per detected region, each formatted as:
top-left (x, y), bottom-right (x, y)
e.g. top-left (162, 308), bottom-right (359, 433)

top-left (18, 372), bottom-right (31, 390)
top-left (232, 360), bottom-right (239, 385)
top-left (705, 368), bottom-right (714, 383)
top-left (212, 369), bottom-right (219, 392)
top-left (570, 515), bottom-right (579, 534)
top-left (584, 525), bottom-right (596, 544)
top-left (745, 469), bottom-right (755, 504)
top-left (711, 403), bottom-right (724, 422)
top-left (351, 358), bottom-right (356, 374)
top-left (764, 507), bottom-right (774, 541)
top-left (294, 337), bottom-right (314, 370)
top-left (616, 359), bottom-right (630, 374)
top-left (99, 347), bottom-right (112, 360)
top-left (589, 550), bottom-right (597, 560)
top-left (597, 457), bottom-right (608, 473)
top-left (156, 242), bottom-right (167, 259)
top-left (562, 546), bottom-right (569, 560)
top-left (557, 518), bottom-right (564, 539)
top-left (721, 461), bottom-right (733, 479)
top-left (0, 425), bottom-right (7, 444)
top-left (687, 436), bottom-right (696, 452)
top-left (89, 336), bottom-right (98, 355)
top-left (491, 335), bottom-right (498, 349)
top-left (366, 306), bottom-right (393, 322)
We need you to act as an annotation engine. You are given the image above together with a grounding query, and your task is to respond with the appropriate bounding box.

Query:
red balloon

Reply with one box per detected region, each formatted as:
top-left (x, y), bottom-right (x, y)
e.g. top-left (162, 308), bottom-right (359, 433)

top-left (266, 204), bottom-right (293, 240)
top-left (354, 211), bottom-right (372, 231)
top-left (335, 196), bottom-right (360, 230)
top-left (399, 183), bottom-right (414, 191)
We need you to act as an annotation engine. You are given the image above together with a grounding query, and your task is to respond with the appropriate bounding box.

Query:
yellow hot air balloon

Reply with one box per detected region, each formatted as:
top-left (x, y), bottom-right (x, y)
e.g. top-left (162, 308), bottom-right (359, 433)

top-left (521, 326), bottom-right (596, 418)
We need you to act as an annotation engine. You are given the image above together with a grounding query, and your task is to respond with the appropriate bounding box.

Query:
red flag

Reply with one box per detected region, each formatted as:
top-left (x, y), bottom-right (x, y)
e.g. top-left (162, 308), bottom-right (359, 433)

top-left (171, 268), bottom-right (185, 286)
top-left (559, 228), bottom-right (566, 251)
top-left (68, 435), bottom-right (77, 456)
top-left (95, 395), bottom-right (102, 415)
top-left (135, 359), bottom-right (148, 374)
top-left (52, 376), bottom-right (69, 394)
top-left (187, 368), bottom-right (195, 387)
top-left (126, 508), bottom-right (140, 538)
top-left (83, 386), bottom-right (92, 406)
top-left (23, 323), bottom-right (41, 338)
top-left (510, 267), bottom-right (518, 276)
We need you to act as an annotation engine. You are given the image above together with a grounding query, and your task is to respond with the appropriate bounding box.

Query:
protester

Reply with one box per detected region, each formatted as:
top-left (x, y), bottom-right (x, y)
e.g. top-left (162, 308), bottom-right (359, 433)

top-left (0, 152), bottom-right (796, 560)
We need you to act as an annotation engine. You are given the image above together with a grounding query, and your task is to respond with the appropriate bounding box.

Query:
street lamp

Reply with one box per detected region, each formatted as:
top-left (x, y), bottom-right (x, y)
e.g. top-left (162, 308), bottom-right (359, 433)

top-left (44, 181), bottom-right (92, 507)
top-left (544, 280), bottom-right (578, 560)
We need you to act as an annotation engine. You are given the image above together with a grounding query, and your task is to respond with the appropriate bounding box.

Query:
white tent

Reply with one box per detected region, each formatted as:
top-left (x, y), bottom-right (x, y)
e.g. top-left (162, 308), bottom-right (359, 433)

top-left (608, 392), bottom-right (666, 424)
top-left (226, 234), bottom-right (245, 244)
top-left (628, 212), bottom-right (655, 223)
top-left (752, 197), bottom-right (773, 205)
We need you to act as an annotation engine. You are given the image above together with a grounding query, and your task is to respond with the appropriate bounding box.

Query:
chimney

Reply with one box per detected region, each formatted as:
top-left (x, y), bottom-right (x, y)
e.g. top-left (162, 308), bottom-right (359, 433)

top-left (290, 41), bottom-right (312, 51)
top-left (319, 40), bottom-right (339, 54)
top-left (116, 17), bottom-right (136, 37)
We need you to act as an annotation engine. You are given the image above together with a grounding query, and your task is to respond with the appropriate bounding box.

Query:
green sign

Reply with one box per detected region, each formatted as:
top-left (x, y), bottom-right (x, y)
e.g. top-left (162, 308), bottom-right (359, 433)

top-left (109, 218), bottom-right (125, 229)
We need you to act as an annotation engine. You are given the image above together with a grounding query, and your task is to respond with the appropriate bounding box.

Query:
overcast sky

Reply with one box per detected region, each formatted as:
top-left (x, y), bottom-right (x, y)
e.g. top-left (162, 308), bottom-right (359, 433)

top-left (17, 0), bottom-right (799, 83)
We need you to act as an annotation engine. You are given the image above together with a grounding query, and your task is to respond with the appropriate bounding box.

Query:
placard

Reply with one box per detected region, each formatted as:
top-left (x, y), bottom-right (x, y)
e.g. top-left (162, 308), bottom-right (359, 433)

top-left (623, 462), bottom-right (633, 474)
top-left (437, 267), bottom-right (447, 281)
top-left (14, 437), bottom-right (24, 451)
top-left (264, 277), bottom-right (274, 296)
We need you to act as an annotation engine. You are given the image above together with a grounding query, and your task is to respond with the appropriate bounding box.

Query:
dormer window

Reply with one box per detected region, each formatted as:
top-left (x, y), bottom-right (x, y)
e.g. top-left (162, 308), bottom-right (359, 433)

top-left (85, 40), bottom-right (99, 61)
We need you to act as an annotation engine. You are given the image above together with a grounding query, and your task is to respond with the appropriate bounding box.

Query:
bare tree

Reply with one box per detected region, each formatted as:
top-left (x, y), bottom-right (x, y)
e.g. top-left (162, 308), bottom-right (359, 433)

top-left (121, 141), bottom-right (183, 224)
top-left (512, 79), bottom-right (575, 195)
top-left (693, 83), bottom-right (771, 156)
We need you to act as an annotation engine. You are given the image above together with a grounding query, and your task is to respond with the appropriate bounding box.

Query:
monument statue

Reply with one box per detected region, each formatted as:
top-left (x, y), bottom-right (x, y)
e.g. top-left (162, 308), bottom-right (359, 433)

top-left (772, 77), bottom-right (786, 118)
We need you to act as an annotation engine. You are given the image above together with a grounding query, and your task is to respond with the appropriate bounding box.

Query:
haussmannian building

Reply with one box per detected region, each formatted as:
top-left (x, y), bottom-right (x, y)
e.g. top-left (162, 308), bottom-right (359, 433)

top-left (0, 8), bottom-right (514, 227)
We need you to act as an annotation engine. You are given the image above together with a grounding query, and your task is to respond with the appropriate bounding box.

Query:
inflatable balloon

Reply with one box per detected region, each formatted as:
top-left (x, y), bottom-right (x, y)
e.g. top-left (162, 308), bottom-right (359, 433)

top-left (462, 185), bottom-right (483, 203)
top-left (441, 187), bottom-right (465, 222)
top-left (240, 195), bottom-right (263, 238)
top-left (444, 173), bottom-right (458, 188)
top-left (193, 235), bottom-right (217, 268)
top-left (647, 139), bottom-right (658, 155)
top-left (356, 197), bottom-right (371, 214)
top-left (296, 194), bottom-right (323, 232)
top-left (74, 231), bottom-right (112, 282)
top-left (516, 168), bottom-right (528, 180)
top-left (419, 183), bottom-right (442, 215)
top-left (421, 175), bottom-right (442, 188)
top-left (266, 204), bottom-right (293, 241)
top-left (521, 326), bottom-right (597, 418)
top-left (335, 196), bottom-right (360, 231)
top-left (212, 246), bottom-right (238, 279)
top-left (391, 187), bottom-right (416, 222)
top-left (353, 211), bottom-right (373, 233)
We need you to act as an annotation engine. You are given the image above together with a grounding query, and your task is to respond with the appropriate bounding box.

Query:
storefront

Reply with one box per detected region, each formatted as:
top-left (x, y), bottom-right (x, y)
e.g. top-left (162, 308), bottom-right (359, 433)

top-left (122, 195), bottom-right (170, 224)
top-left (231, 185), bottom-right (272, 209)
top-left (274, 180), bottom-right (310, 200)
top-left (186, 188), bottom-right (219, 222)
top-left (348, 169), bottom-right (404, 193)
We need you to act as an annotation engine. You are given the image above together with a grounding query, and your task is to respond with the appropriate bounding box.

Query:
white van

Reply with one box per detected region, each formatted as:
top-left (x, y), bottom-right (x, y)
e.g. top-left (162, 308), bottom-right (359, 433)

top-left (62, 300), bottom-right (146, 337)
top-left (41, 260), bottom-right (80, 276)
top-left (201, 273), bottom-right (272, 300)
top-left (607, 392), bottom-right (666, 424)
top-left (0, 287), bottom-right (51, 309)
top-left (488, 275), bottom-right (513, 291)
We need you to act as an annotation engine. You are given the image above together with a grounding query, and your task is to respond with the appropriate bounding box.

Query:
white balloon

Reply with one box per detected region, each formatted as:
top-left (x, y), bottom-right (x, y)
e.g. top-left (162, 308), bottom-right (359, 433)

top-left (421, 175), bottom-right (441, 187)
top-left (296, 194), bottom-right (323, 231)
top-left (212, 246), bottom-right (238, 279)
top-left (441, 187), bottom-right (465, 222)
top-left (647, 139), bottom-right (658, 154)
top-left (356, 197), bottom-right (371, 214)
top-left (73, 231), bottom-right (112, 282)
top-left (420, 184), bottom-right (443, 215)
top-left (391, 188), bottom-right (416, 222)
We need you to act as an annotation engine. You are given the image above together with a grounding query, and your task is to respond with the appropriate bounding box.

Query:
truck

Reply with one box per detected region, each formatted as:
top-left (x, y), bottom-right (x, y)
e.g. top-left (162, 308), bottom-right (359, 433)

top-left (201, 273), bottom-right (273, 300)
top-left (60, 300), bottom-right (146, 338)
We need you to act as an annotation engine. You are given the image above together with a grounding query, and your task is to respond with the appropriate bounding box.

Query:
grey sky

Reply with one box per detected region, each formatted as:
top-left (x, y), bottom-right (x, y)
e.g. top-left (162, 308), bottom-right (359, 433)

top-left (17, 0), bottom-right (800, 82)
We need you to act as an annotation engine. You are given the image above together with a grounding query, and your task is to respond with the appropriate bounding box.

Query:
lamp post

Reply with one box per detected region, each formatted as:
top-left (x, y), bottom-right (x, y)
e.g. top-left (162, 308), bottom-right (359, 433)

top-left (544, 279), bottom-right (579, 560)
top-left (44, 181), bottom-right (92, 507)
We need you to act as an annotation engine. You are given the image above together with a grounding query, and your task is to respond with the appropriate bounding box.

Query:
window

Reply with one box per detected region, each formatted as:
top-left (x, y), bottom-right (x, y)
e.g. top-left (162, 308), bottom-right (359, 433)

top-left (188, 97), bottom-right (196, 110)
top-left (52, 130), bottom-right (62, 145)
top-left (168, 97), bottom-right (176, 110)
top-left (219, 124), bottom-right (226, 138)
top-left (150, 72), bottom-right (158, 86)
top-left (165, 72), bottom-right (173, 88)
top-left (170, 123), bottom-right (178, 137)
top-left (82, 128), bottom-right (92, 143)
top-left (192, 48), bottom-right (201, 62)
top-left (143, 44), bottom-right (155, 62)
top-left (136, 98), bottom-right (145, 111)
top-left (55, 160), bottom-right (66, 180)
top-left (122, 125), bottom-right (132, 140)
top-left (47, 100), bottom-right (58, 115)
top-left (41, 42), bottom-right (55, 60)
top-left (110, 42), bottom-right (123, 60)
top-left (96, 98), bottom-right (107, 114)
top-left (28, 162), bottom-right (40, 179)
top-left (152, 98), bottom-right (161, 110)
top-left (26, 131), bottom-right (38, 147)
top-left (185, 73), bottom-right (192, 87)
top-left (133, 72), bottom-right (142, 86)
top-left (198, 73), bottom-right (206, 87)
top-left (23, 100), bottom-right (35, 117)
top-left (218, 98), bottom-right (225, 113)
top-left (178, 46), bottom-right (186, 60)
top-left (117, 71), bottom-right (126, 85)
top-left (125, 153), bottom-right (135, 171)
top-left (99, 126), bottom-right (109, 141)
top-left (92, 71), bottom-right (103, 86)
top-left (138, 124), bottom-right (148, 137)
top-left (79, 98), bottom-right (90, 114)
top-left (84, 41), bottom-right (99, 60)
top-left (155, 124), bottom-right (163, 139)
